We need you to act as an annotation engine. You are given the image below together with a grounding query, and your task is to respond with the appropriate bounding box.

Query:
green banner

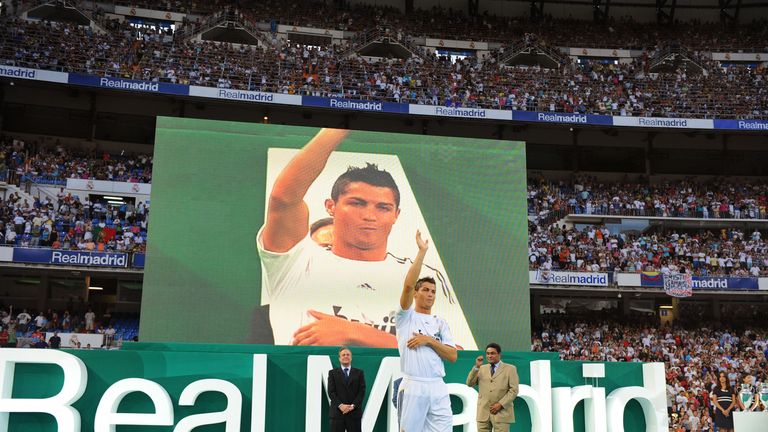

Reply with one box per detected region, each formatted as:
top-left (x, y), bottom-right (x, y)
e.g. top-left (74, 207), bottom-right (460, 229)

top-left (1, 343), bottom-right (664, 432)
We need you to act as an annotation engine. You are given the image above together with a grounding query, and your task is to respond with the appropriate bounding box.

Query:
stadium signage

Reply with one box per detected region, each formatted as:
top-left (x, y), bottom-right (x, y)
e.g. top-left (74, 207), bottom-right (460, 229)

top-left (67, 73), bottom-right (189, 95)
top-left (10, 68), bottom-right (768, 132)
top-left (12, 248), bottom-right (129, 268)
top-left (329, 98), bottom-right (382, 111)
top-left (641, 273), bottom-right (759, 290)
top-left (613, 116), bottom-right (714, 129)
top-left (303, 96), bottom-right (409, 113)
top-left (188, 86), bottom-right (302, 105)
top-left (512, 111), bottom-right (614, 125)
top-left (531, 270), bottom-right (609, 286)
top-left (0, 349), bottom-right (668, 432)
top-left (0, 65), bottom-right (68, 83)
top-left (99, 77), bottom-right (159, 92)
top-left (713, 119), bottom-right (768, 130)
top-left (409, 104), bottom-right (513, 120)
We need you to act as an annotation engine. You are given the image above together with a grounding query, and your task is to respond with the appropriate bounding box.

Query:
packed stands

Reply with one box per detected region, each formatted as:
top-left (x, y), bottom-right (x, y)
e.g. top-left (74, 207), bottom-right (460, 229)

top-left (1, 6), bottom-right (767, 119)
top-left (0, 305), bottom-right (139, 347)
top-left (0, 135), bottom-right (150, 252)
top-left (532, 312), bottom-right (768, 429)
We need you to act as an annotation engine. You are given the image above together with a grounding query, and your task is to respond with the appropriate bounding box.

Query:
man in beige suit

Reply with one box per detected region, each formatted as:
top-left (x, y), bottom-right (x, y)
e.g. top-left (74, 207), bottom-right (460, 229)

top-left (466, 343), bottom-right (519, 432)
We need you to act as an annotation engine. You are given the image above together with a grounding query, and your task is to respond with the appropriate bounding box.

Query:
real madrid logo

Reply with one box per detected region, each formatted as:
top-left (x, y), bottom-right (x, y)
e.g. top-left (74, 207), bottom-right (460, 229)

top-left (132, 183), bottom-right (140, 193)
top-left (87, 180), bottom-right (94, 190)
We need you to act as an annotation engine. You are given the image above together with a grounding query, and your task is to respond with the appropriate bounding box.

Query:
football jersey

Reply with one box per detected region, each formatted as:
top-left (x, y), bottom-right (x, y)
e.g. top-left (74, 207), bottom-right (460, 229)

top-left (396, 306), bottom-right (456, 379)
top-left (257, 228), bottom-right (476, 349)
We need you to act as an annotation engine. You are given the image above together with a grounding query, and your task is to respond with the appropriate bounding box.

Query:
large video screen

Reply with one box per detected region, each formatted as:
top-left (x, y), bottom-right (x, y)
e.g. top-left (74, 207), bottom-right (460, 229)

top-left (141, 117), bottom-right (530, 351)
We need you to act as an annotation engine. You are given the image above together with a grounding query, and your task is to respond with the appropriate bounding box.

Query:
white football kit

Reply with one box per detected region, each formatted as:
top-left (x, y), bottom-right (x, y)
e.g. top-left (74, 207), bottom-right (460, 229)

top-left (396, 306), bottom-right (455, 432)
top-left (257, 228), bottom-right (477, 348)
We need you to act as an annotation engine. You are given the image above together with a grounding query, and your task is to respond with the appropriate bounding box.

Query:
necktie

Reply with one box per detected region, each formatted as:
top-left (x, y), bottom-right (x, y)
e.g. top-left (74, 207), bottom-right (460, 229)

top-left (491, 364), bottom-right (496, 376)
top-left (343, 368), bottom-right (349, 382)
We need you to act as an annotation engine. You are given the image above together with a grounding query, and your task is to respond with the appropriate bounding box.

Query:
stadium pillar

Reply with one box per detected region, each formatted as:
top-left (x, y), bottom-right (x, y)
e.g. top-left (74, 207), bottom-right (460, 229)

top-left (39, 274), bottom-right (51, 312)
top-left (530, 1), bottom-right (544, 23)
top-left (89, 93), bottom-right (97, 141)
top-left (571, 128), bottom-right (580, 172)
top-left (0, 84), bottom-right (4, 132)
top-left (712, 299), bottom-right (721, 320)
top-left (645, 133), bottom-right (654, 176)
top-left (468, 0), bottom-right (479, 16)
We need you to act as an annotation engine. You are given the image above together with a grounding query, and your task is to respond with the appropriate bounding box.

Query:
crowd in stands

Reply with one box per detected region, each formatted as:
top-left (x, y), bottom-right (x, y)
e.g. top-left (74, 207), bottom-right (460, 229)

top-left (529, 176), bottom-right (768, 221)
top-left (529, 222), bottom-right (768, 277)
top-left (0, 135), bottom-right (153, 185)
top-left (97, 0), bottom-right (768, 52)
top-left (1, 7), bottom-right (767, 119)
top-left (532, 310), bottom-right (768, 430)
top-left (0, 303), bottom-right (138, 348)
top-left (527, 175), bottom-right (768, 276)
top-left (0, 190), bottom-right (149, 252)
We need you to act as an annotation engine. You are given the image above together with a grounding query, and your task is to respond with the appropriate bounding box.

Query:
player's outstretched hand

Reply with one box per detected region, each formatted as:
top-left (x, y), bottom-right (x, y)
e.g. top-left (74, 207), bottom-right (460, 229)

top-left (416, 230), bottom-right (429, 252)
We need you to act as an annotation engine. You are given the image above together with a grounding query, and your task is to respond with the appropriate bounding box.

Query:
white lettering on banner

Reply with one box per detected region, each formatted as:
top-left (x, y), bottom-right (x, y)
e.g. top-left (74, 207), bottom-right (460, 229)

top-left (0, 350), bottom-right (669, 432)
top-left (218, 89), bottom-right (274, 102)
top-left (738, 121), bottom-right (768, 130)
top-left (0, 349), bottom-right (87, 432)
top-left (51, 251), bottom-right (127, 267)
top-left (99, 78), bottom-right (159, 92)
top-left (435, 106), bottom-right (487, 118)
top-left (329, 99), bottom-right (383, 111)
top-left (692, 278), bottom-right (728, 289)
top-left (251, 355), bottom-right (267, 432)
top-left (94, 378), bottom-right (174, 432)
top-left (174, 380), bottom-right (242, 432)
top-left (537, 113), bottom-right (588, 123)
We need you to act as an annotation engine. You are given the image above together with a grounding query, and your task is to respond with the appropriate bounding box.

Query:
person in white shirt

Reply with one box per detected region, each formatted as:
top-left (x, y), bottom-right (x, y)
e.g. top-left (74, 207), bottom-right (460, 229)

top-left (395, 231), bottom-right (457, 432)
top-left (257, 128), bottom-right (475, 348)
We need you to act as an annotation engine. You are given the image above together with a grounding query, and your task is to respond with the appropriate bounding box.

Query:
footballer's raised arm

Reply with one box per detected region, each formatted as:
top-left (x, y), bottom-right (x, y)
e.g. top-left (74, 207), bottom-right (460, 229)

top-left (261, 128), bottom-right (349, 252)
top-left (400, 230), bottom-right (428, 310)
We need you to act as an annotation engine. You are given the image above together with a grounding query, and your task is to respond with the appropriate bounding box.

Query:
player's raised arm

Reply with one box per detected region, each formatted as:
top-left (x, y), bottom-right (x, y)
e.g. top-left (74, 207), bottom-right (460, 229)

top-left (261, 128), bottom-right (349, 252)
top-left (400, 230), bottom-right (428, 310)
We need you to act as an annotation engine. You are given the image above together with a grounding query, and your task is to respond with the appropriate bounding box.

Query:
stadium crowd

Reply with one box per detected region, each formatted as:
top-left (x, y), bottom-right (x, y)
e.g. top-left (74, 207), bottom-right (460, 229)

top-left (0, 135), bottom-right (153, 185)
top-left (1, 10), bottom-right (767, 119)
top-left (532, 311), bottom-right (768, 430)
top-left (529, 223), bottom-right (768, 277)
top-left (93, 0), bottom-right (768, 51)
top-left (529, 176), bottom-right (768, 221)
top-left (0, 189), bottom-right (149, 252)
top-left (0, 304), bottom-right (138, 348)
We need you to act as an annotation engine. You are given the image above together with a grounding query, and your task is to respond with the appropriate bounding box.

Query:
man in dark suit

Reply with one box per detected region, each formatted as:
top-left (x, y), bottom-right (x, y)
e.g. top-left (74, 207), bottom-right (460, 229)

top-left (328, 346), bottom-right (366, 432)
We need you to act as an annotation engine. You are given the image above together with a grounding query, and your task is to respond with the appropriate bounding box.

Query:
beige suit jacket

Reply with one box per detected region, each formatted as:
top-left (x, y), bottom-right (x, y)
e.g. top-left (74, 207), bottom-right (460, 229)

top-left (466, 362), bottom-right (519, 423)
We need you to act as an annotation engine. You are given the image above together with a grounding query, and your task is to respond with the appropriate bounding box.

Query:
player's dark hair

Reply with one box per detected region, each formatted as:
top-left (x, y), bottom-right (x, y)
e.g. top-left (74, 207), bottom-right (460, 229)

top-left (486, 343), bottom-right (502, 354)
top-left (331, 163), bottom-right (400, 207)
top-left (414, 276), bottom-right (436, 291)
top-left (310, 217), bottom-right (334, 235)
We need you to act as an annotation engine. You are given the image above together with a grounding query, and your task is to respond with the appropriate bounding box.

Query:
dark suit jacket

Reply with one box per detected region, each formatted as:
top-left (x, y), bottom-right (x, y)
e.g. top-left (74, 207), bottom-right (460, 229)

top-left (327, 366), bottom-right (366, 419)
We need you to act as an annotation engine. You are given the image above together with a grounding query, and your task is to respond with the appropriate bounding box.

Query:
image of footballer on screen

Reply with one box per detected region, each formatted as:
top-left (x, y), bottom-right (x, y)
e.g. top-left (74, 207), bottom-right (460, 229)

top-left (255, 128), bottom-right (477, 349)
